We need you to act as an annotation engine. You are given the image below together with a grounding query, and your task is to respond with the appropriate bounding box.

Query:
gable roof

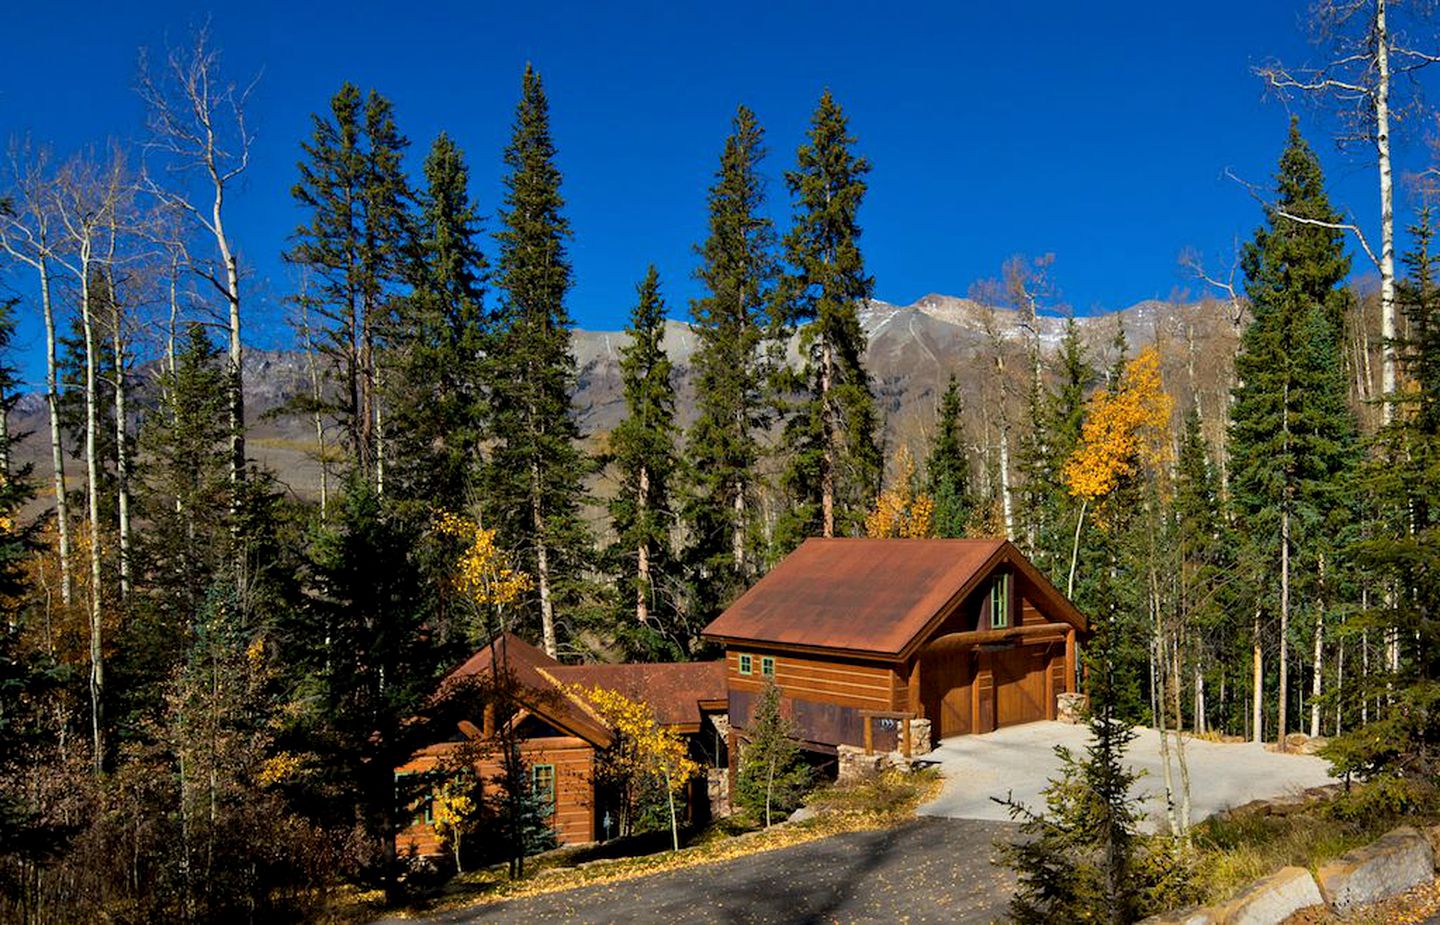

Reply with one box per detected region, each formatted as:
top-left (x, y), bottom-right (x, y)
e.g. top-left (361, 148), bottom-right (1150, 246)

top-left (545, 661), bottom-right (726, 730)
top-left (700, 537), bottom-right (1085, 660)
top-left (437, 633), bottom-right (613, 747)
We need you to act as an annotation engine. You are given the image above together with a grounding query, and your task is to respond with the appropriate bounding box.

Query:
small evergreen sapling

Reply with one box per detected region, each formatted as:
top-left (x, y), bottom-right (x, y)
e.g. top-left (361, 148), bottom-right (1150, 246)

top-left (735, 680), bottom-right (812, 826)
top-left (997, 591), bottom-right (1193, 924)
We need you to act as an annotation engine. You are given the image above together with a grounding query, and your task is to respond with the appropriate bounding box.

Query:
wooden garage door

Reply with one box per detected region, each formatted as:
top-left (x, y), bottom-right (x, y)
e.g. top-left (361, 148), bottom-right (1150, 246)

top-left (993, 646), bottom-right (1048, 728)
top-left (920, 648), bottom-right (974, 739)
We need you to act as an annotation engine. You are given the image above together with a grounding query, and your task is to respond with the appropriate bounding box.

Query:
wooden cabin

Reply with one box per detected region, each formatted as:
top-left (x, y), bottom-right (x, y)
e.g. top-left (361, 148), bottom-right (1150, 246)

top-left (701, 538), bottom-right (1086, 755)
top-left (395, 634), bottom-right (726, 856)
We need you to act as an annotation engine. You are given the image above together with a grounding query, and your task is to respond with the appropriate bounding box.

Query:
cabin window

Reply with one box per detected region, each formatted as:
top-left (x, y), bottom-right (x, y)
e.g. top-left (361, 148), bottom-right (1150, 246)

top-left (738, 653), bottom-right (753, 676)
top-left (532, 764), bottom-right (555, 812)
top-left (395, 771), bottom-right (433, 825)
top-left (761, 656), bottom-right (776, 678)
top-left (990, 572), bottom-right (1010, 629)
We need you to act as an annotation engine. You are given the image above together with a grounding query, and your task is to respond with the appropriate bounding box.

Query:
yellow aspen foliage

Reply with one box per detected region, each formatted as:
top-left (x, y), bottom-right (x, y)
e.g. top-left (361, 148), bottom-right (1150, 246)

top-left (257, 751), bottom-right (305, 788)
top-left (568, 683), bottom-right (699, 849)
top-left (433, 511), bottom-right (533, 607)
top-left (432, 778), bottom-right (477, 844)
top-left (572, 684), bottom-right (699, 795)
top-left (1063, 346), bottom-right (1174, 502)
top-left (865, 446), bottom-right (935, 538)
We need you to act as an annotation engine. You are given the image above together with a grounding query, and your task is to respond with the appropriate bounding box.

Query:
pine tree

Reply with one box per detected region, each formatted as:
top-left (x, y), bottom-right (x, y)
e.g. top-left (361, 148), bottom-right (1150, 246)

top-left (999, 570), bottom-right (1192, 924)
top-left (288, 83), bottom-right (413, 485)
top-left (774, 90), bottom-right (881, 548)
top-left (734, 680), bottom-right (811, 827)
top-left (608, 266), bottom-right (683, 658)
top-left (685, 106), bottom-right (777, 610)
top-left (279, 478), bottom-right (441, 894)
top-left (1229, 119), bottom-right (1360, 747)
top-left (1328, 207), bottom-right (1440, 777)
top-left (1017, 318), bottom-right (1095, 578)
top-left (486, 65), bottom-right (594, 658)
top-left (384, 132), bottom-right (488, 511)
top-left (925, 374), bottom-right (972, 538)
top-left (1175, 406), bottom-right (1232, 731)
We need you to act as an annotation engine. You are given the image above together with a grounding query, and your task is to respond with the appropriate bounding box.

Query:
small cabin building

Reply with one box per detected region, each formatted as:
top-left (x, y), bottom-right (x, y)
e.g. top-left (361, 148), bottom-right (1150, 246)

top-left (395, 634), bottom-right (726, 856)
top-left (701, 538), bottom-right (1086, 755)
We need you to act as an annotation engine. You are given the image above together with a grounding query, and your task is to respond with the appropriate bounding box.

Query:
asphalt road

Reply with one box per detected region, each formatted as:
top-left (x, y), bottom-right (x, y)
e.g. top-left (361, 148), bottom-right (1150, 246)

top-left (388, 817), bottom-right (1017, 925)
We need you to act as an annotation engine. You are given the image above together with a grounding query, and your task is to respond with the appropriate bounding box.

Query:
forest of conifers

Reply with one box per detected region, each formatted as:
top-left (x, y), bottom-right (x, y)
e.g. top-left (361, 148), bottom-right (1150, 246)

top-left (4, 10), bottom-right (1440, 923)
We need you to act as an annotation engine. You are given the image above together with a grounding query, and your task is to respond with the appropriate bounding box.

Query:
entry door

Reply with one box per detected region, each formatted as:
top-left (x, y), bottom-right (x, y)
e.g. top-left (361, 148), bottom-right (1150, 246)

top-left (993, 646), bottom-right (1048, 727)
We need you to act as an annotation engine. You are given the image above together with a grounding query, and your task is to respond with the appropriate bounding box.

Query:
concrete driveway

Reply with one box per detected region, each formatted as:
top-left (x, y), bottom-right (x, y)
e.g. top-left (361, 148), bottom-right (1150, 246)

top-left (919, 721), bottom-right (1337, 830)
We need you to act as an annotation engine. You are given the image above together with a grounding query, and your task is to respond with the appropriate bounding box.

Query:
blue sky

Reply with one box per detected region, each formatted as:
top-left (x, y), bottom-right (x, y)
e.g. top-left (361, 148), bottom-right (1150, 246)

top-left (1, 1), bottom-right (1428, 384)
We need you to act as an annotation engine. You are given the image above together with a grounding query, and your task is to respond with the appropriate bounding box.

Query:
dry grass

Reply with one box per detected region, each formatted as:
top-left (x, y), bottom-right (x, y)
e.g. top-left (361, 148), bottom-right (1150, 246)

top-left (377, 768), bottom-right (942, 919)
top-left (1190, 778), bottom-right (1440, 907)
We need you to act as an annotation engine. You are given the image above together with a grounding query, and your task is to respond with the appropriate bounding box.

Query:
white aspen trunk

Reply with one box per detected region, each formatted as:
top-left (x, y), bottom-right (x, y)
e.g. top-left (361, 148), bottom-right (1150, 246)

top-left (820, 337), bottom-right (835, 538)
top-left (1066, 499), bottom-right (1087, 599)
top-left (1195, 656), bottom-right (1206, 736)
top-left (39, 254), bottom-right (73, 607)
top-left (375, 385), bottom-right (385, 498)
top-left (1335, 637), bottom-right (1345, 737)
top-left (530, 449), bottom-right (557, 658)
top-left (212, 171), bottom-right (246, 499)
top-left (1376, 0), bottom-right (1397, 425)
top-left (1278, 504), bottom-right (1290, 749)
top-left (1252, 608), bottom-right (1264, 744)
top-left (112, 308), bottom-right (131, 599)
top-left (105, 230), bottom-right (130, 602)
top-left (1362, 624), bottom-right (1370, 725)
top-left (636, 464), bottom-right (651, 624)
top-left (1172, 635), bottom-right (1193, 835)
top-left (79, 242), bottom-right (104, 774)
top-left (1311, 603), bottom-right (1324, 740)
top-left (995, 351), bottom-right (1014, 539)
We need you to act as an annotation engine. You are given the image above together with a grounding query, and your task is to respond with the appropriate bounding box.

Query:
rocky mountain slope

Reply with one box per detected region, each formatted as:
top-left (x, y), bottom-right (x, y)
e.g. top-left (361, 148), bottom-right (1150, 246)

top-left (12, 293), bottom-right (1240, 505)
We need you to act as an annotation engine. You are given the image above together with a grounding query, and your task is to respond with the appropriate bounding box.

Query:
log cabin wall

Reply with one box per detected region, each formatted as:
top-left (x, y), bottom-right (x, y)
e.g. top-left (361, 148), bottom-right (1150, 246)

top-left (394, 735), bottom-right (599, 854)
top-left (726, 648), bottom-right (909, 751)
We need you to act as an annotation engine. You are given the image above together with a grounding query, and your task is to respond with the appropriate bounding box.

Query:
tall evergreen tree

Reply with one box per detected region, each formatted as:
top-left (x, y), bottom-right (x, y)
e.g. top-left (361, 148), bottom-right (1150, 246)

top-left (384, 132), bottom-right (489, 511)
top-left (925, 374), bottom-right (972, 538)
top-left (1328, 207), bottom-right (1440, 778)
top-left (1229, 119), bottom-right (1359, 746)
top-left (685, 105), bottom-right (777, 610)
top-left (607, 266), bottom-right (684, 658)
top-left (1017, 318), bottom-right (1095, 579)
top-left (487, 65), bottom-right (594, 658)
top-left (288, 83), bottom-right (413, 486)
top-left (774, 90), bottom-right (881, 548)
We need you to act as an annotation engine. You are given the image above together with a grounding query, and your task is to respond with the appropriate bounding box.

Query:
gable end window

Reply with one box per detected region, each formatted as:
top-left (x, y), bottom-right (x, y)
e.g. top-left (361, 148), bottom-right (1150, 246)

top-left (738, 653), bottom-right (753, 676)
top-left (990, 572), bottom-right (1011, 629)
top-left (761, 656), bottom-right (776, 678)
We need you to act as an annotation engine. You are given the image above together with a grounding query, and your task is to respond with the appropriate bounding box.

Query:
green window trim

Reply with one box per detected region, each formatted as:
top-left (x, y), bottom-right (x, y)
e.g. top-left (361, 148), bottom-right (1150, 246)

top-left (395, 770), bottom-right (434, 825)
top-left (532, 764), bottom-right (556, 812)
top-left (738, 653), bottom-right (753, 676)
top-left (991, 572), bottom-right (1010, 629)
top-left (760, 656), bottom-right (776, 678)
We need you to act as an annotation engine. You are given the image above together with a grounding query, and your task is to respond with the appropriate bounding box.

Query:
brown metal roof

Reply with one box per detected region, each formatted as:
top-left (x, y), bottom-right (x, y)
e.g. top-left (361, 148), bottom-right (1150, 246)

top-left (700, 537), bottom-right (1083, 659)
top-left (438, 633), bottom-right (613, 746)
top-left (546, 661), bottom-right (726, 729)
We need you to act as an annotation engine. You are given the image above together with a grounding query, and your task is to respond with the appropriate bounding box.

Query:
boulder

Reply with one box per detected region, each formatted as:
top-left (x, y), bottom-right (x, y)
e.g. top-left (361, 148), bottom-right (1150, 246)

top-left (1315, 825), bottom-right (1434, 913)
top-left (1056, 692), bottom-right (1087, 724)
top-left (788, 805), bottom-right (817, 823)
top-left (1212, 865), bottom-right (1323, 925)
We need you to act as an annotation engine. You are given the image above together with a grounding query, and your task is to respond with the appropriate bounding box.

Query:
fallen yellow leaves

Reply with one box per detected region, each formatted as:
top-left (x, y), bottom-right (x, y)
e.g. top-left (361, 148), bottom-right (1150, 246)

top-left (385, 770), bottom-right (943, 918)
